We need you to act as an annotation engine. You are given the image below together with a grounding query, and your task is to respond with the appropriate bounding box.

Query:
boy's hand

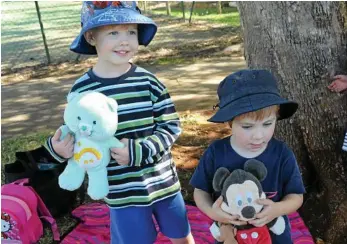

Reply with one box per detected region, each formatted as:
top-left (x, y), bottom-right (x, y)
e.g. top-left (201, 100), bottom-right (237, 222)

top-left (218, 224), bottom-right (237, 244)
top-left (111, 138), bottom-right (130, 166)
top-left (328, 75), bottom-right (347, 93)
top-left (211, 196), bottom-right (247, 226)
top-left (248, 198), bottom-right (281, 227)
top-left (51, 128), bottom-right (74, 159)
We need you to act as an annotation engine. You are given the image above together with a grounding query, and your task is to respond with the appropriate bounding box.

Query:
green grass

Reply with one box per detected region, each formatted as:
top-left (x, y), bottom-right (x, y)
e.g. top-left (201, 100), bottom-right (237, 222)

top-left (151, 5), bottom-right (240, 26)
top-left (1, 130), bottom-right (53, 165)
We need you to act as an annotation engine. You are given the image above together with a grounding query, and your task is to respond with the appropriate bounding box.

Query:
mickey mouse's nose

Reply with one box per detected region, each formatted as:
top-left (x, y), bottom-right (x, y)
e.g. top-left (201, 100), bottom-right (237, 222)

top-left (241, 206), bottom-right (256, 219)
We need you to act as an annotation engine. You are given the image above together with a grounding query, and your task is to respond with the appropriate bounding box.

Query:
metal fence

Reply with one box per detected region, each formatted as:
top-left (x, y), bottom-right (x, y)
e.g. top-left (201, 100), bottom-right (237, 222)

top-left (1, 1), bottom-right (83, 72)
top-left (1, 1), bottom-right (232, 72)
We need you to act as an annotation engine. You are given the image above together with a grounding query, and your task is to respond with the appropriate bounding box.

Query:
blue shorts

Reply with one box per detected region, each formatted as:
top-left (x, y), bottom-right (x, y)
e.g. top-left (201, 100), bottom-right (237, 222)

top-left (110, 192), bottom-right (191, 244)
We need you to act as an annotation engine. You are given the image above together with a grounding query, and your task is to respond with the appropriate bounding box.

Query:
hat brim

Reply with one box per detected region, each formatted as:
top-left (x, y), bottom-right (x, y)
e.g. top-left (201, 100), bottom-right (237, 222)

top-left (70, 8), bottom-right (157, 55)
top-left (208, 93), bottom-right (298, 123)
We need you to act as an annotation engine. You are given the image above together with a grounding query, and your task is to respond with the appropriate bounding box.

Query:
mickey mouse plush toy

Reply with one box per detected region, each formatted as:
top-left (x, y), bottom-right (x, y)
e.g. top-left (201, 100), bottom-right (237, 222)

top-left (210, 159), bottom-right (285, 244)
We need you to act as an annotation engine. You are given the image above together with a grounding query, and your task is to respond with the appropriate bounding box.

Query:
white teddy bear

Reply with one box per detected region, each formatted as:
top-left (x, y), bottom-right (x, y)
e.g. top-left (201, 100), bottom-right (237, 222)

top-left (58, 91), bottom-right (124, 200)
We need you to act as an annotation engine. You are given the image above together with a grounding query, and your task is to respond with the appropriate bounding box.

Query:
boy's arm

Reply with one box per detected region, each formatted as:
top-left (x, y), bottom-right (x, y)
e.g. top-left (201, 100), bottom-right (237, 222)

top-left (250, 193), bottom-right (303, 227)
top-left (194, 188), bottom-right (247, 225)
top-left (276, 151), bottom-right (305, 214)
top-left (194, 188), bottom-right (215, 219)
top-left (128, 88), bottom-right (181, 167)
top-left (277, 193), bottom-right (303, 215)
top-left (43, 125), bottom-right (72, 162)
top-left (250, 150), bottom-right (305, 226)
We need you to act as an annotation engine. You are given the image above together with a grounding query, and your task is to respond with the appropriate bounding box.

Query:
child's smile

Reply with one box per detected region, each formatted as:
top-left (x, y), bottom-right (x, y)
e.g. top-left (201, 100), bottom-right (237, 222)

top-left (113, 49), bottom-right (132, 58)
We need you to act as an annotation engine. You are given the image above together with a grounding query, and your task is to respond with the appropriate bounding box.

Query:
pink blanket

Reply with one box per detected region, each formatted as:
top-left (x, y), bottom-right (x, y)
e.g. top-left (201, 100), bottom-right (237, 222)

top-left (61, 203), bottom-right (314, 244)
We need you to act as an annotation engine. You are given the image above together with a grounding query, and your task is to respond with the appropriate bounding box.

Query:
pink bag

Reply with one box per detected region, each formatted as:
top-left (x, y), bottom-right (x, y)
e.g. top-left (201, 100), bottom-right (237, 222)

top-left (1, 179), bottom-right (60, 243)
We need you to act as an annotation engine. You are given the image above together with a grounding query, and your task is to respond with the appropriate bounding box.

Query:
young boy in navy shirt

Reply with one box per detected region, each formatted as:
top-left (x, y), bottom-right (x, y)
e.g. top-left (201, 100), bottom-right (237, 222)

top-left (190, 69), bottom-right (305, 243)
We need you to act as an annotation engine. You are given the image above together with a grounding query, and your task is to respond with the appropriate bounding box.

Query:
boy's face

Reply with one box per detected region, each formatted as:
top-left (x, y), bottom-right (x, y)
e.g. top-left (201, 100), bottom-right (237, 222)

top-left (86, 24), bottom-right (139, 66)
top-left (230, 112), bottom-right (277, 153)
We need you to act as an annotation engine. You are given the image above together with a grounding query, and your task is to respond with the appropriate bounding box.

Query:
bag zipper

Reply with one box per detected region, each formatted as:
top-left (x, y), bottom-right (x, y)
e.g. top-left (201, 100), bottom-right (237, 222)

top-left (2, 195), bottom-right (32, 220)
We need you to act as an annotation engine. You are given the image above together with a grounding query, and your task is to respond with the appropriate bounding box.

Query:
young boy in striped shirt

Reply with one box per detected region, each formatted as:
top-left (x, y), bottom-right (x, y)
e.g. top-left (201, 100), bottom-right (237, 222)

top-left (44, 2), bottom-right (194, 244)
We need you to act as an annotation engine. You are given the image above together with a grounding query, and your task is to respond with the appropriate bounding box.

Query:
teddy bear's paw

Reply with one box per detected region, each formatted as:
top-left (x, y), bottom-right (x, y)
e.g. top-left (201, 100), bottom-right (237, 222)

top-left (270, 216), bottom-right (285, 235)
top-left (87, 184), bottom-right (109, 200)
top-left (59, 170), bottom-right (85, 191)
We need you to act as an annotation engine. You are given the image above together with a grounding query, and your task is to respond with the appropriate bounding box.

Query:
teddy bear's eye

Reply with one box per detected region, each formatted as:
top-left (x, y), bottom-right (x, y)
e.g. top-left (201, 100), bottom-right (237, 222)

top-left (93, 121), bottom-right (96, 125)
top-left (77, 116), bottom-right (81, 120)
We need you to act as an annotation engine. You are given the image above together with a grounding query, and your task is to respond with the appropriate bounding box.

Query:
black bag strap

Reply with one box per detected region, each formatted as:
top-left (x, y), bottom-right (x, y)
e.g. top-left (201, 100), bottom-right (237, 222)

top-left (15, 151), bottom-right (39, 173)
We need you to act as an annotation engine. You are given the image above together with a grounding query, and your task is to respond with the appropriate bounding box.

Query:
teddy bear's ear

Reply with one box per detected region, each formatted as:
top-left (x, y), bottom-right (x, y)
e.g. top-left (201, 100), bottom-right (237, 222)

top-left (244, 159), bottom-right (267, 182)
top-left (67, 92), bottom-right (79, 103)
top-left (106, 97), bottom-right (118, 113)
top-left (212, 167), bottom-right (230, 192)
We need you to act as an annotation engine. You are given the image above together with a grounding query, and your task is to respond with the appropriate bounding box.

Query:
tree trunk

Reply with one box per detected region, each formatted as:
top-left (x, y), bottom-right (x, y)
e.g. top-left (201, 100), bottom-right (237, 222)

top-left (189, 1), bottom-right (195, 25)
top-left (217, 1), bottom-right (222, 14)
top-left (238, 2), bottom-right (347, 244)
top-left (166, 1), bottom-right (171, 16)
top-left (181, 1), bottom-right (186, 22)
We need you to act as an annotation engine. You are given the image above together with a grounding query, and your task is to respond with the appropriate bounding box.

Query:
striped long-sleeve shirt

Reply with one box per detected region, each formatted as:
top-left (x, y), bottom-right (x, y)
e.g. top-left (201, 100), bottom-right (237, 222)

top-left (44, 64), bottom-right (182, 208)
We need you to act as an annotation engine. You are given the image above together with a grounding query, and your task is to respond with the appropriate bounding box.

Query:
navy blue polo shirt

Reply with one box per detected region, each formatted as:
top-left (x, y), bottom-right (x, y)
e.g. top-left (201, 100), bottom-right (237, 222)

top-left (190, 136), bottom-right (305, 244)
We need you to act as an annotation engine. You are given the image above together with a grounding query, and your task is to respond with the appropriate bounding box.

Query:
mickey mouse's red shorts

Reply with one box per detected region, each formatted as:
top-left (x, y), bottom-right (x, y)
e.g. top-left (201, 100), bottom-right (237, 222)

top-left (236, 225), bottom-right (272, 244)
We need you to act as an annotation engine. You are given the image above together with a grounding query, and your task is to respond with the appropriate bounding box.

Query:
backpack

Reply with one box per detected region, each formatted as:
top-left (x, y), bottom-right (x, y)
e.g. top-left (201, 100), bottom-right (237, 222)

top-left (1, 179), bottom-right (60, 244)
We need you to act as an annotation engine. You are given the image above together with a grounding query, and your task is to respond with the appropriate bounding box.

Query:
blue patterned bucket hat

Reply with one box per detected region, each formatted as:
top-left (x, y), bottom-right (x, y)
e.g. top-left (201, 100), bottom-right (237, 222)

top-left (208, 69), bottom-right (298, 123)
top-left (70, 1), bottom-right (157, 55)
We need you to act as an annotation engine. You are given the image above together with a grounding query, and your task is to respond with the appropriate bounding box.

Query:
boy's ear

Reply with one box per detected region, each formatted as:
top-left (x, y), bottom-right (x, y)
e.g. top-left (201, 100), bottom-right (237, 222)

top-left (84, 31), bottom-right (96, 46)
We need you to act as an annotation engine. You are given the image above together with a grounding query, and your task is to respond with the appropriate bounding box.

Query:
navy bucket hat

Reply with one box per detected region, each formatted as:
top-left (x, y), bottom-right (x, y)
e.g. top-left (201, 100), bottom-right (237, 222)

top-left (208, 69), bottom-right (298, 123)
top-left (70, 1), bottom-right (157, 55)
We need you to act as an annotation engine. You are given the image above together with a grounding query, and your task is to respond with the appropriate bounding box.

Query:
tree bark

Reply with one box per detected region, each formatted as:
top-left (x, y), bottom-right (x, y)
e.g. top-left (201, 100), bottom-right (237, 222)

top-left (238, 2), bottom-right (347, 244)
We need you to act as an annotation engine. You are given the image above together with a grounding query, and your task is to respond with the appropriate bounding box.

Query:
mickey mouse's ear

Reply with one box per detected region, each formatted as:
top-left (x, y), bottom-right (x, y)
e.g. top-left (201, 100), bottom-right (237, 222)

top-left (213, 167), bottom-right (230, 192)
top-left (244, 159), bottom-right (267, 182)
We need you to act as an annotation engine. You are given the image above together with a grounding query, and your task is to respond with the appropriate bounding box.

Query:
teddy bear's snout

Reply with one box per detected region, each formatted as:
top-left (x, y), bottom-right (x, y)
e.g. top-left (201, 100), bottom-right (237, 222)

top-left (78, 123), bottom-right (92, 135)
top-left (241, 206), bottom-right (256, 219)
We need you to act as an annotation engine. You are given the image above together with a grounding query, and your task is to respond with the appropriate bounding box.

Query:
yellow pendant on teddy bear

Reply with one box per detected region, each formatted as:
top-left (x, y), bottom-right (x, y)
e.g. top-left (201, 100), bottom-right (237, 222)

top-left (73, 140), bottom-right (103, 169)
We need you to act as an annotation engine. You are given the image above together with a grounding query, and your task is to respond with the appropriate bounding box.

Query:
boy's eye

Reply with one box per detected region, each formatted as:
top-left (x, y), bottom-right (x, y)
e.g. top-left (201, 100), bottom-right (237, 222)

top-left (109, 31), bottom-right (118, 35)
top-left (264, 122), bottom-right (273, 127)
top-left (129, 30), bottom-right (137, 35)
top-left (241, 125), bottom-right (252, 129)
